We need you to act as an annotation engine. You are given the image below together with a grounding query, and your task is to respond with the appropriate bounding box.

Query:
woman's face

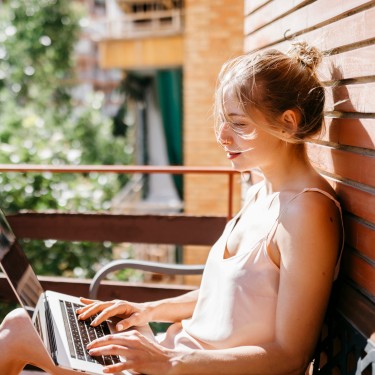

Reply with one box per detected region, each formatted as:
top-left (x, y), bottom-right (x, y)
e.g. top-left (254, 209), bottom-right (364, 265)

top-left (217, 89), bottom-right (283, 172)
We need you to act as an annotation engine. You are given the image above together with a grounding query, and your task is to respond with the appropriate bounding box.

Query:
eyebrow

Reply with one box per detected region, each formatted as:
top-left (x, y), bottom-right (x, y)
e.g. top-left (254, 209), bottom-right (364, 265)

top-left (226, 113), bottom-right (248, 119)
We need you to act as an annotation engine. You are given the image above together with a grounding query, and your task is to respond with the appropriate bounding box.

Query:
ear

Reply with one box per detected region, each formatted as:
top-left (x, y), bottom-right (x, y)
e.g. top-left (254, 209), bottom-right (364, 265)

top-left (280, 109), bottom-right (300, 137)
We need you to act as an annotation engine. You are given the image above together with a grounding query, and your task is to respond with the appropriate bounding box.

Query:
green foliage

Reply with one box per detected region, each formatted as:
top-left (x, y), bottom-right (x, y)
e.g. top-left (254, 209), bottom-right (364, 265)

top-left (0, 0), bottom-right (79, 108)
top-left (0, 0), bottom-right (134, 289)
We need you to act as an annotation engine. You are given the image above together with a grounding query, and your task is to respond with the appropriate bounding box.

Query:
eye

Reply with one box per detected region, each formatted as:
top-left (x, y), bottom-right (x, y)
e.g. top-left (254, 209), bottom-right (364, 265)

top-left (230, 122), bottom-right (248, 133)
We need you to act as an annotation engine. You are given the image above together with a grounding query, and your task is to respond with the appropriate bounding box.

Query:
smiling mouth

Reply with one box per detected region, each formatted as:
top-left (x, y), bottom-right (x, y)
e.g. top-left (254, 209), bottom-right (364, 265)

top-left (226, 151), bottom-right (241, 159)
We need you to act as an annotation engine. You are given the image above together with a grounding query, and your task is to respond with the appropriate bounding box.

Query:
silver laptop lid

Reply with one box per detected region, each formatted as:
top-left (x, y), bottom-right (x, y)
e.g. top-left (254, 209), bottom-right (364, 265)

top-left (0, 209), bottom-right (44, 312)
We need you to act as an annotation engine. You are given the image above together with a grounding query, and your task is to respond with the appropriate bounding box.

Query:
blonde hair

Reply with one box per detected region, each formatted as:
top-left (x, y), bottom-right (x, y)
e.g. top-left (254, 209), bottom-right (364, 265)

top-left (215, 41), bottom-right (325, 143)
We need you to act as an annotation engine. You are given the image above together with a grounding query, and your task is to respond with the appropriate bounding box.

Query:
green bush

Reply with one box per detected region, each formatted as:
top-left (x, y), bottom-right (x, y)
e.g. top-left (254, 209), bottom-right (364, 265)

top-left (0, 1), bottom-right (135, 319)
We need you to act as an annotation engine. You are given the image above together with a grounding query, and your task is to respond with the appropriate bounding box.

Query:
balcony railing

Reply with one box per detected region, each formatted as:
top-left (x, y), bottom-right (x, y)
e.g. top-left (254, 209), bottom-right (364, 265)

top-left (91, 9), bottom-right (184, 40)
top-left (0, 164), bottom-right (237, 218)
top-left (0, 164), bottom-right (237, 304)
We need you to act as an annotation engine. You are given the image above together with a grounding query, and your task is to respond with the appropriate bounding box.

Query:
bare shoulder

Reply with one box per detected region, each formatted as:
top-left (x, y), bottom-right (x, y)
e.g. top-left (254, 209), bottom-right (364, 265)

top-left (279, 173), bottom-right (341, 232)
top-left (285, 187), bottom-right (340, 218)
top-left (275, 185), bottom-right (342, 269)
top-left (280, 188), bottom-right (341, 227)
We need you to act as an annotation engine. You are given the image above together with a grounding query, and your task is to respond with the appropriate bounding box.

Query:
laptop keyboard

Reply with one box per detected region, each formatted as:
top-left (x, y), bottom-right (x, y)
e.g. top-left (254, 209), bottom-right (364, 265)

top-left (60, 300), bottom-right (121, 366)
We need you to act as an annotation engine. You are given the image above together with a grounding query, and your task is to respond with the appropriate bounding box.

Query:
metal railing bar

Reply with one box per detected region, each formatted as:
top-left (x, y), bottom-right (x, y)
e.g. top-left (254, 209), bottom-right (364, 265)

top-left (0, 164), bottom-right (238, 219)
top-left (0, 164), bottom-right (235, 175)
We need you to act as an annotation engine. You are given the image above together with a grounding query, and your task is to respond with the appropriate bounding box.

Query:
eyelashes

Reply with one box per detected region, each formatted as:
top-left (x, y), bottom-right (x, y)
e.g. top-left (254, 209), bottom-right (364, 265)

top-left (215, 124), bottom-right (257, 141)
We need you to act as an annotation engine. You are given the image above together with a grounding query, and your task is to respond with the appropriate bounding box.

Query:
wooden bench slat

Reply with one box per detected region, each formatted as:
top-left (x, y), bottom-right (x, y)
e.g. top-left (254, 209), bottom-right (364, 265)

top-left (245, 3), bottom-right (375, 54)
top-left (324, 177), bottom-right (375, 225)
top-left (325, 81), bottom-right (375, 113)
top-left (335, 181), bottom-right (375, 224)
top-left (344, 216), bottom-right (375, 262)
top-left (244, 0), bottom-right (309, 34)
top-left (307, 143), bottom-right (375, 188)
top-left (323, 117), bottom-right (375, 150)
top-left (245, 0), bottom-right (374, 51)
top-left (320, 44), bottom-right (375, 81)
top-left (337, 282), bottom-right (375, 338)
top-left (245, 0), bottom-right (341, 36)
top-left (342, 249), bottom-right (375, 299)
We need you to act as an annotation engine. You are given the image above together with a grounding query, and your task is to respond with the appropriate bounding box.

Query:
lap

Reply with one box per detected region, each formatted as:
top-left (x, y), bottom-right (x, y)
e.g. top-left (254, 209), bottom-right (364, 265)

top-left (2, 308), bottom-right (87, 375)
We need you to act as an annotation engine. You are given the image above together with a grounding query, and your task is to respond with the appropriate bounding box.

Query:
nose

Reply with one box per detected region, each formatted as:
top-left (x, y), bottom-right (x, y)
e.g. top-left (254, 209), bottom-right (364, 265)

top-left (217, 122), bottom-right (232, 145)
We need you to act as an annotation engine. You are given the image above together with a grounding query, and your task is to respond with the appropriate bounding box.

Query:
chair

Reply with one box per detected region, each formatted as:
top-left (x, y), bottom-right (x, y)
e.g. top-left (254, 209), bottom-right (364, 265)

top-left (89, 259), bottom-right (205, 300)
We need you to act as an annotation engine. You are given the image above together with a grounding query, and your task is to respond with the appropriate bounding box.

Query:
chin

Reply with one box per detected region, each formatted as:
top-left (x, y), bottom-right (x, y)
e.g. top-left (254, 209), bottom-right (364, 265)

top-left (230, 162), bottom-right (252, 173)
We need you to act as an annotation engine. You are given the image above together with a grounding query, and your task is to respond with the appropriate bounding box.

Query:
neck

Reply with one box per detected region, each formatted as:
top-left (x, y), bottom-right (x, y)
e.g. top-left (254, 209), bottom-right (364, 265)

top-left (260, 144), bottom-right (313, 193)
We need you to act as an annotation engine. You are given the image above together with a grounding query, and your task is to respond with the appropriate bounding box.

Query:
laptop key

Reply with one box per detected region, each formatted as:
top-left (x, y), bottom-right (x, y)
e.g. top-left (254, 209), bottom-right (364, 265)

top-left (103, 355), bottom-right (115, 365)
top-left (60, 300), bottom-right (122, 365)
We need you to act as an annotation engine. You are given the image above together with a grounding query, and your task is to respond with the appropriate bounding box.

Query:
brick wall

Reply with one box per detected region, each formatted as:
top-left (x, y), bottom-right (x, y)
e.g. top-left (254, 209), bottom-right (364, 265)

top-left (182, 0), bottom-right (244, 272)
top-left (183, 0), bottom-right (244, 215)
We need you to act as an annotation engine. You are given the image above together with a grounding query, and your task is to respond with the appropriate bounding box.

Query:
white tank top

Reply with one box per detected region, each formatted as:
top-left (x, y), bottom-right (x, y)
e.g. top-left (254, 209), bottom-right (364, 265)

top-left (159, 188), bottom-right (343, 351)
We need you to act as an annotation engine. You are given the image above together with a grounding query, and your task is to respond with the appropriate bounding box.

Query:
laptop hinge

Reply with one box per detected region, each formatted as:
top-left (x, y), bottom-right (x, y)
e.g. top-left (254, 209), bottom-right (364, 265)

top-left (44, 295), bottom-right (58, 365)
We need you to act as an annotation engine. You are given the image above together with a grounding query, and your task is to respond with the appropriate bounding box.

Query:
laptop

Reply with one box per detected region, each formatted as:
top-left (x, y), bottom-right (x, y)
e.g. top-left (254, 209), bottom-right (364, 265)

top-left (0, 208), bottom-right (155, 374)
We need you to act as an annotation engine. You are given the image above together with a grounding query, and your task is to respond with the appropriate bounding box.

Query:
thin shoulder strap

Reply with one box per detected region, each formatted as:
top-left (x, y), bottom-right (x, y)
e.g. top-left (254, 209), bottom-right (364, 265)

top-left (236, 181), bottom-right (265, 219)
top-left (267, 188), bottom-right (345, 280)
top-left (303, 188), bottom-right (342, 210)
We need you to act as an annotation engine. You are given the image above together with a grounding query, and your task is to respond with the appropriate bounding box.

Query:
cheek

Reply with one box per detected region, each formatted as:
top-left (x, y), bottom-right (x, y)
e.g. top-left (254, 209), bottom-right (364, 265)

top-left (254, 130), bottom-right (280, 148)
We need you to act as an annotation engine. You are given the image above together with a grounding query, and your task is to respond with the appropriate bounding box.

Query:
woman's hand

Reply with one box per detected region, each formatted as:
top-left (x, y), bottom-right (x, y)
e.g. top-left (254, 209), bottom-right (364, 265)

top-left (86, 330), bottom-right (175, 374)
top-left (76, 297), bottom-right (153, 331)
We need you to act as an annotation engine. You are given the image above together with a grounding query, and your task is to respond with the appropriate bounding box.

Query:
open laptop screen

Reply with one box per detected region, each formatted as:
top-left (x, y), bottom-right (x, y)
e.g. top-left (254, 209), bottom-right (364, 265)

top-left (0, 209), bottom-right (43, 311)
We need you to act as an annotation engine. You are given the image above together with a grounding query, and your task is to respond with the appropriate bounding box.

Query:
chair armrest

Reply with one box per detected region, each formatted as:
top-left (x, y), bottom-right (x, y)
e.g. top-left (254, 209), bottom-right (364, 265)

top-left (356, 335), bottom-right (375, 374)
top-left (89, 260), bottom-right (205, 299)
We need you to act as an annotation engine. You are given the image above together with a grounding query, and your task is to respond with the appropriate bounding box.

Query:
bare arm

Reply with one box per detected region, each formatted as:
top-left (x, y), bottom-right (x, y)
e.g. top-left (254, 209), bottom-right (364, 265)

top-left (147, 289), bottom-right (200, 322)
top-left (77, 289), bottom-right (199, 330)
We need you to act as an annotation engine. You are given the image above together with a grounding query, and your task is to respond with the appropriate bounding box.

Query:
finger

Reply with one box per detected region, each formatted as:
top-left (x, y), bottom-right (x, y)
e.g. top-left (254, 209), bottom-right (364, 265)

top-left (77, 302), bottom-right (114, 321)
top-left (89, 344), bottom-right (128, 357)
top-left (77, 303), bottom-right (104, 319)
top-left (116, 314), bottom-right (139, 331)
top-left (88, 331), bottom-right (139, 349)
top-left (102, 361), bottom-right (134, 374)
top-left (86, 331), bottom-right (131, 349)
top-left (90, 303), bottom-right (131, 326)
top-left (76, 297), bottom-right (98, 314)
top-left (80, 297), bottom-right (97, 304)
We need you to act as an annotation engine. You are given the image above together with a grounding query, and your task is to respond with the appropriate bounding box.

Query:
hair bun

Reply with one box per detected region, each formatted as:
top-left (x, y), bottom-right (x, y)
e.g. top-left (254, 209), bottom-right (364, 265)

top-left (287, 41), bottom-right (323, 72)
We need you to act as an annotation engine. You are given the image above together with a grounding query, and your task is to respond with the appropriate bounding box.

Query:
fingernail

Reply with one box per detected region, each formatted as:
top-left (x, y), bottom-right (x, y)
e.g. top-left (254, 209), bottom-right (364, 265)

top-left (90, 319), bottom-right (97, 326)
top-left (117, 324), bottom-right (123, 331)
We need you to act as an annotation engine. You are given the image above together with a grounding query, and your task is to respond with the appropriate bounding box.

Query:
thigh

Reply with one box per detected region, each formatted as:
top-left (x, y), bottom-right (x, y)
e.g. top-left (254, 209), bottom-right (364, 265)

top-left (2, 308), bottom-right (87, 375)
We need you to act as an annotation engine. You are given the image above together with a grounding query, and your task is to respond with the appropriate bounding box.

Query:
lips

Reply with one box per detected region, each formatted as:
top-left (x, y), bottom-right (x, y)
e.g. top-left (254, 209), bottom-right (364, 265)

top-left (226, 151), bottom-right (241, 160)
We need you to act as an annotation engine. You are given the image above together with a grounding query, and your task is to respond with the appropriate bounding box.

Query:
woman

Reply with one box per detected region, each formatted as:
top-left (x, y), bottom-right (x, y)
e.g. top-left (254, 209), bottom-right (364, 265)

top-left (0, 41), bottom-right (343, 375)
